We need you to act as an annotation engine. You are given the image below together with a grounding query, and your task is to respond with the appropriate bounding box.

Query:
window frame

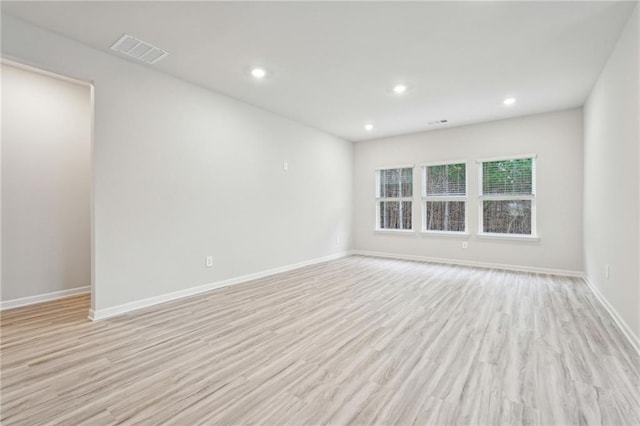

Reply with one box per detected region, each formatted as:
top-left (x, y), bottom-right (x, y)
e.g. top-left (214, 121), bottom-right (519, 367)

top-left (421, 160), bottom-right (469, 236)
top-left (375, 165), bottom-right (414, 233)
top-left (477, 154), bottom-right (538, 239)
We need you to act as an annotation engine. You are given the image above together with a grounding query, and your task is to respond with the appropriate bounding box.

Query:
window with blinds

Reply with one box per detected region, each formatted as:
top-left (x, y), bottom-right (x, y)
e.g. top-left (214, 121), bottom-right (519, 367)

top-left (479, 156), bottom-right (536, 235)
top-left (376, 167), bottom-right (413, 230)
top-left (422, 162), bottom-right (467, 232)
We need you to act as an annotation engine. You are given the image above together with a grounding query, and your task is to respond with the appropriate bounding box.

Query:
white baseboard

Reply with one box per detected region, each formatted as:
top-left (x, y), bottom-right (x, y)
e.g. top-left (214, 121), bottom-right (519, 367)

top-left (582, 275), bottom-right (640, 355)
top-left (89, 251), bottom-right (350, 321)
top-left (351, 250), bottom-right (583, 277)
top-left (0, 286), bottom-right (90, 311)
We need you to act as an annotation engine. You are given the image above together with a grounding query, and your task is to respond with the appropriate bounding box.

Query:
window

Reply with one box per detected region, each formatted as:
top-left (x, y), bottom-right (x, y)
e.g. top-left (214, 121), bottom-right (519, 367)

top-left (422, 162), bottom-right (467, 233)
top-left (376, 167), bottom-right (413, 230)
top-left (479, 156), bottom-right (536, 236)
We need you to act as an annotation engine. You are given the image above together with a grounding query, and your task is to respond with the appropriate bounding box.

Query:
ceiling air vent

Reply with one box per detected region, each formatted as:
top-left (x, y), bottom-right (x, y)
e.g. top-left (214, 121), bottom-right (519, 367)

top-left (110, 34), bottom-right (168, 64)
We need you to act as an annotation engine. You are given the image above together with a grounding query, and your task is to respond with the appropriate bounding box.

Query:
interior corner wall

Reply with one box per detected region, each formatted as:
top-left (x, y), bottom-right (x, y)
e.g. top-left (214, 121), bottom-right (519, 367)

top-left (1, 63), bottom-right (91, 301)
top-left (1, 15), bottom-right (353, 312)
top-left (353, 109), bottom-right (584, 273)
top-left (583, 6), bottom-right (639, 341)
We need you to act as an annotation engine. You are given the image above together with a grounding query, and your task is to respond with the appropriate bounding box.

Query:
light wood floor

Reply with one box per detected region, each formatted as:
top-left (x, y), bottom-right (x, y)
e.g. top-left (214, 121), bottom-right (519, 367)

top-left (1, 256), bottom-right (639, 425)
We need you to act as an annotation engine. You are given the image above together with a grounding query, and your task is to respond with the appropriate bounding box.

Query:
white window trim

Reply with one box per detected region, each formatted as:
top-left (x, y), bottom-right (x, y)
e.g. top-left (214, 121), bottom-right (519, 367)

top-left (421, 161), bottom-right (468, 234)
top-left (478, 156), bottom-right (538, 238)
top-left (422, 158), bottom-right (469, 167)
top-left (475, 153), bottom-right (537, 164)
top-left (420, 230), bottom-right (470, 238)
top-left (476, 233), bottom-right (540, 242)
top-left (374, 229), bottom-right (416, 236)
top-left (375, 166), bottom-right (415, 232)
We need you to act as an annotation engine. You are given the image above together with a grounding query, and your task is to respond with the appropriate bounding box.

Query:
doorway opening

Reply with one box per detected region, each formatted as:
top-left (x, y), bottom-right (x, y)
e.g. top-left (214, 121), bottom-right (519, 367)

top-left (1, 59), bottom-right (95, 318)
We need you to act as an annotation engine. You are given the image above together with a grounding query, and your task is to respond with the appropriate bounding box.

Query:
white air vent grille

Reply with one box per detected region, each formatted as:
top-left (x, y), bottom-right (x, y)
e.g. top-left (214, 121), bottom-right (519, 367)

top-left (110, 34), bottom-right (168, 64)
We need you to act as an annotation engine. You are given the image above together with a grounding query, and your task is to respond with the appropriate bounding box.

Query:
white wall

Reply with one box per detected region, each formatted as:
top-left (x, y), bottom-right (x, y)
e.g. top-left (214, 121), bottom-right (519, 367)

top-left (584, 6), bottom-right (639, 342)
top-left (1, 15), bottom-right (353, 312)
top-left (1, 63), bottom-right (91, 302)
top-left (353, 109), bottom-right (584, 273)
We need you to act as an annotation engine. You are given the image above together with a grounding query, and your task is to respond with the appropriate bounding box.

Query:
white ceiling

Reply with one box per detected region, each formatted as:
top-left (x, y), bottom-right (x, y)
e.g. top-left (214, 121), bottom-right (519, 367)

top-left (2, 1), bottom-right (635, 141)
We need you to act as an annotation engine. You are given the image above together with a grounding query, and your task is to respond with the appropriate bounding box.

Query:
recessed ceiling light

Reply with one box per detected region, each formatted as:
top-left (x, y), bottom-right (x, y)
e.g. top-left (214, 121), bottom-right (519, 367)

top-left (393, 84), bottom-right (408, 94)
top-left (251, 68), bottom-right (267, 79)
top-left (364, 123), bottom-right (374, 131)
top-left (503, 97), bottom-right (516, 106)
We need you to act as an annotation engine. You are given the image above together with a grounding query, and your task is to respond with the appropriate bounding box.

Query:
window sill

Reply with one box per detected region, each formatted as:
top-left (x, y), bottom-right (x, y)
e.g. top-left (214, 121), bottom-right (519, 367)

top-left (421, 231), bottom-right (470, 238)
top-left (477, 233), bottom-right (540, 242)
top-left (374, 229), bottom-right (415, 236)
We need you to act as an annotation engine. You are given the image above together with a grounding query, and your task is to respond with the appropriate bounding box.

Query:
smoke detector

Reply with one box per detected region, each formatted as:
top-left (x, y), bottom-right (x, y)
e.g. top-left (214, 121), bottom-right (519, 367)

top-left (110, 34), bottom-right (168, 64)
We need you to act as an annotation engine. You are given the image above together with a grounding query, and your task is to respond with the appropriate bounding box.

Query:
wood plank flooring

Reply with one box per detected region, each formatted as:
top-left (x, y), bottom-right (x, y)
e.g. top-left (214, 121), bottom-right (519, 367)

top-left (1, 255), bottom-right (639, 425)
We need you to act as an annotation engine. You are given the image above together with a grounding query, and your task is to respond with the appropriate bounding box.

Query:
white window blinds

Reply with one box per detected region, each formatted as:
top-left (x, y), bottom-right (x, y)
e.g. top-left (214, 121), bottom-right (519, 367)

top-left (479, 156), bottom-right (536, 236)
top-left (481, 158), bottom-right (535, 196)
top-left (376, 167), bottom-right (413, 230)
top-left (378, 168), bottom-right (413, 198)
top-left (425, 163), bottom-right (466, 196)
top-left (423, 162), bottom-right (467, 233)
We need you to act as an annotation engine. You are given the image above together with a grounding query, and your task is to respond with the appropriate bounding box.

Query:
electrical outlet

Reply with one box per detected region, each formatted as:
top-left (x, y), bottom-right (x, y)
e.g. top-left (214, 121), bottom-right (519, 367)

top-left (206, 256), bottom-right (213, 268)
top-left (605, 264), bottom-right (610, 280)
top-left (283, 162), bottom-right (289, 171)
top-left (462, 241), bottom-right (468, 249)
